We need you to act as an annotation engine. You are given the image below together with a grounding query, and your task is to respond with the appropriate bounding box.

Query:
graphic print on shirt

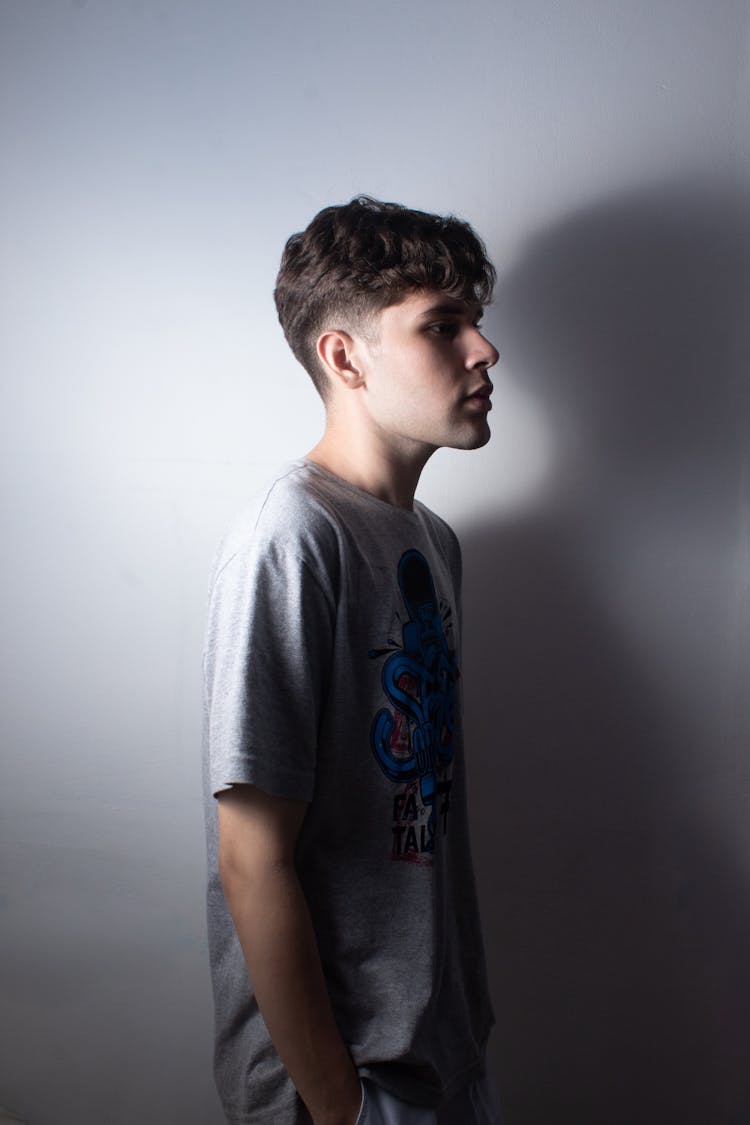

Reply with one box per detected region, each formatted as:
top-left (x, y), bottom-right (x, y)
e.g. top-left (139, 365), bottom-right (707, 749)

top-left (369, 549), bottom-right (458, 865)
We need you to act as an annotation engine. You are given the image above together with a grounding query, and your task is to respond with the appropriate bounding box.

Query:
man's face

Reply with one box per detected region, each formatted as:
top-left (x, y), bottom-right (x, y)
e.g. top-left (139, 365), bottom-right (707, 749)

top-left (355, 289), bottom-right (500, 456)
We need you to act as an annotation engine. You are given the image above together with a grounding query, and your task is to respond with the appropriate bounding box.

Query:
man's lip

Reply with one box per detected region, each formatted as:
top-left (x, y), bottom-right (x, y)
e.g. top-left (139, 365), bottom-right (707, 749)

top-left (463, 391), bottom-right (493, 411)
top-left (465, 383), bottom-right (493, 399)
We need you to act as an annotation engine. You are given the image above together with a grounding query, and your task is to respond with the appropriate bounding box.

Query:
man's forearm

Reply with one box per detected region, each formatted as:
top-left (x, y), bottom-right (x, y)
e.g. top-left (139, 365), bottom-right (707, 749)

top-left (221, 858), bottom-right (362, 1125)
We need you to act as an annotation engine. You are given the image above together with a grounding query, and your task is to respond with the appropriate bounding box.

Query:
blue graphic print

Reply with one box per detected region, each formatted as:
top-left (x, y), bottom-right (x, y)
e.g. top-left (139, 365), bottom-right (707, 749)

top-left (369, 549), bottom-right (458, 860)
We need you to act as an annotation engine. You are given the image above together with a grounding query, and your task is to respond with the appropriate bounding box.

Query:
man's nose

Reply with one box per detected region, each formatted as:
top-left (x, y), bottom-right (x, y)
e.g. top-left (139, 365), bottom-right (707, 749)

top-left (470, 329), bottom-right (500, 369)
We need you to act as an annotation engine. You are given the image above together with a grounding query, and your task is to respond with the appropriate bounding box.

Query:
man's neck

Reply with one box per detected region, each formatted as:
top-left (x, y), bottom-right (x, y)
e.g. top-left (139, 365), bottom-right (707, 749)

top-left (305, 428), bottom-right (434, 511)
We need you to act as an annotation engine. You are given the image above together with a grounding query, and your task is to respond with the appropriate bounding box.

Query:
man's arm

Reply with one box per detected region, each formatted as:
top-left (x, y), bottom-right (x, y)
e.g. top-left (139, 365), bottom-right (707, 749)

top-left (217, 785), bottom-right (362, 1125)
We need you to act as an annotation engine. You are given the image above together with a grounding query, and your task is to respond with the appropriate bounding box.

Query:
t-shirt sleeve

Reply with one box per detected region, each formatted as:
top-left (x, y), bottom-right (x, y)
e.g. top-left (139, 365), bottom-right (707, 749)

top-left (203, 529), bottom-right (335, 803)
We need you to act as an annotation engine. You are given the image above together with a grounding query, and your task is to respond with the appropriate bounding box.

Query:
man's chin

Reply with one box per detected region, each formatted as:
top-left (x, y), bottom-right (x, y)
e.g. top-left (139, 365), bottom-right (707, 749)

top-left (452, 423), bottom-right (491, 451)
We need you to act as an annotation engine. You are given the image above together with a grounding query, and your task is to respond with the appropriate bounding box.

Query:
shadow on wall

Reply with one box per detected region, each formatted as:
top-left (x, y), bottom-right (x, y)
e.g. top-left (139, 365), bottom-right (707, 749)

top-left (462, 177), bottom-right (750, 1125)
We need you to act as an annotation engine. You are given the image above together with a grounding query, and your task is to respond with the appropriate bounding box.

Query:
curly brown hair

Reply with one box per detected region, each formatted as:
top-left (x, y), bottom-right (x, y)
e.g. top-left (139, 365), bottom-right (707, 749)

top-left (274, 196), bottom-right (496, 398)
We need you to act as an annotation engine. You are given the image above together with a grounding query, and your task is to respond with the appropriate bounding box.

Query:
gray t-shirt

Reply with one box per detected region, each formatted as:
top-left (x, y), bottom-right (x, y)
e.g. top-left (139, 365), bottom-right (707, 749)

top-left (203, 461), bottom-right (493, 1124)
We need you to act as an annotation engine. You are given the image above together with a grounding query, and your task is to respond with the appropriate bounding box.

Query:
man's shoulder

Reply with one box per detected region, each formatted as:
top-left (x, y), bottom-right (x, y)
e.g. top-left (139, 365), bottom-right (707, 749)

top-left (414, 499), bottom-right (462, 558)
top-left (210, 462), bottom-right (347, 584)
top-left (414, 498), bottom-right (458, 538)
top-left (255, 460), bottom-right (338, 528)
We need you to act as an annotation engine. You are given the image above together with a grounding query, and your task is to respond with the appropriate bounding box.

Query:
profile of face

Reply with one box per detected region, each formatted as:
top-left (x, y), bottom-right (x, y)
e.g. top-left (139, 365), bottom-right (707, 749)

top-left (320, 289), bottom-right (500, 456)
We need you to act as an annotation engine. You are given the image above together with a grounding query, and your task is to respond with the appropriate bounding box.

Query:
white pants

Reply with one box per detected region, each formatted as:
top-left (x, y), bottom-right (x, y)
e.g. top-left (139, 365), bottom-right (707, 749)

top-left (356, 1073), bottom-right (503, 1125)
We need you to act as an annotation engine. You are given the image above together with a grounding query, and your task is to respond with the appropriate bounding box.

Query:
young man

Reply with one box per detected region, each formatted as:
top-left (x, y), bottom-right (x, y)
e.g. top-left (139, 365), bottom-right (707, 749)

top-left (203, 197), bottom-right (502, 1125)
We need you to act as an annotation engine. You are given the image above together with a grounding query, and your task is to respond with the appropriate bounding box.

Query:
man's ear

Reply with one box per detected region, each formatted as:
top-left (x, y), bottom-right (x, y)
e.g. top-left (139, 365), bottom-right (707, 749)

top-left (316, 329), bottom-right (367, 391)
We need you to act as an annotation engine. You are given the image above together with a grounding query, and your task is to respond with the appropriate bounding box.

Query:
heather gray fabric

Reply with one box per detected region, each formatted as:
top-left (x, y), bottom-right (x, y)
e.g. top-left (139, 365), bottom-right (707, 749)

top-left (203, 461), bottom-right (493, 1124)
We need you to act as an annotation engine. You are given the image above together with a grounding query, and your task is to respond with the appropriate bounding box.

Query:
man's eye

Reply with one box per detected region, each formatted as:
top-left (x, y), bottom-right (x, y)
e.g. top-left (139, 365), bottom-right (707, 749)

top-left (428, 322), bottom-right (458, 336)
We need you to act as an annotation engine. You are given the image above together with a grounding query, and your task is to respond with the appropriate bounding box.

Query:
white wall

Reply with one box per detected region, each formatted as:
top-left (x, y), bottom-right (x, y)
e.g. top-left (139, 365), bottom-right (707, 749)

top-left (1, 2), bottom-right (748, 1122)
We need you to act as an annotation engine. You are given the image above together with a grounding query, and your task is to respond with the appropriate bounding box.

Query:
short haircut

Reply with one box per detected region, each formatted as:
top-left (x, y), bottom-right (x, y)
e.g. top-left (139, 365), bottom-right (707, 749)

top-left (274, 195), bottom-right (496, 398)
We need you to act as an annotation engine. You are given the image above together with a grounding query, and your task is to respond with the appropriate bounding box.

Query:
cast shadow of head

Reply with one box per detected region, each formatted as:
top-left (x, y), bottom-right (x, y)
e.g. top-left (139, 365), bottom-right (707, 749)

top-left (461, 176), bottom-right (750, 1125)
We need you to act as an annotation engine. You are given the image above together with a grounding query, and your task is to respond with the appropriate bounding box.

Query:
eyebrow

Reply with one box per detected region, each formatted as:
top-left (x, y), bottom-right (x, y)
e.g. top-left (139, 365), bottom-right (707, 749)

top-left (415, 301), bottom-right (483, 321)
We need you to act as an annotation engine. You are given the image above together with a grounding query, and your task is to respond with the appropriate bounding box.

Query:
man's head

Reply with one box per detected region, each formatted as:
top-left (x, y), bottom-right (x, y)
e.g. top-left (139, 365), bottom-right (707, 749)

top-left (274, 196), bottom-right (496, 399)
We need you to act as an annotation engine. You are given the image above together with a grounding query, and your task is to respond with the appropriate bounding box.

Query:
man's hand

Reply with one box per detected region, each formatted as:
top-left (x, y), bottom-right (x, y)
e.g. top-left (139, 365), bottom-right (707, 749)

top-left (218, 784), bottom-right (362, 1125)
